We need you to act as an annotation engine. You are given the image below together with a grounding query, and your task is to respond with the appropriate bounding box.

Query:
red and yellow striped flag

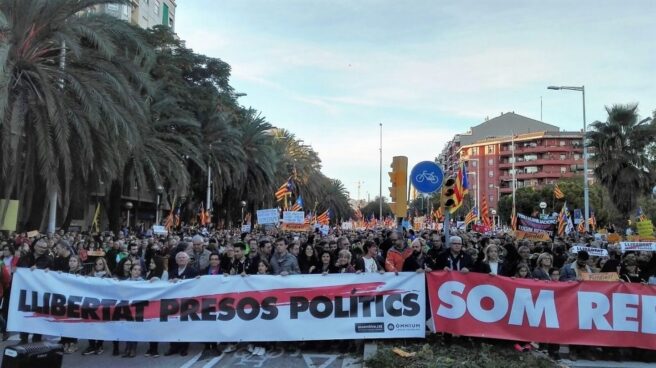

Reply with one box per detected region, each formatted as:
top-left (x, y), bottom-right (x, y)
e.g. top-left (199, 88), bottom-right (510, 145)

top-left (481, 197), bottom-right (492, 227)
top-left (554, 184), bottom-right (565, 199)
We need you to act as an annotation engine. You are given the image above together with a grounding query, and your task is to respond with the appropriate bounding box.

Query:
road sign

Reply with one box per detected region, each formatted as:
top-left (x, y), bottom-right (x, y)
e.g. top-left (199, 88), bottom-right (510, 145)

top-left (410, 161), bottom-right (444, 193)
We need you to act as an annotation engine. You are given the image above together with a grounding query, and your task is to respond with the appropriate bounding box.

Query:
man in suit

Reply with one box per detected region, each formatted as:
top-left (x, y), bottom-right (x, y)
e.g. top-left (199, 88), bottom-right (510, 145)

top-left (165, 252), bottom-right (198, 356)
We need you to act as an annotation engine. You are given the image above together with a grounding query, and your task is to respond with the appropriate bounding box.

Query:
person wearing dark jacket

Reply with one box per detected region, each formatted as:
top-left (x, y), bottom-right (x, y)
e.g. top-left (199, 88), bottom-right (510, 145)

top-left (165, 252), bottom-right (198, 357)
top-left (474, 244), bottom-right (504, 275)
top-left (17, 238), bottom-right (53, 344)
top-left (532, 253), bottom-right (553, 280)
top-left (298, 244), bottom-right (319, 274)
top-left (355, 241), bottom-right (384, 273)
top-left (435, 236), bottom-right (473, 273)
top-left (403, 238), bottom-right (432, 272)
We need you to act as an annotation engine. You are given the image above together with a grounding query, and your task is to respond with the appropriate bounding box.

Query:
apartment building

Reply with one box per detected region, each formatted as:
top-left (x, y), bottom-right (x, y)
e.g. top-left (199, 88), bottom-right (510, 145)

top-left (90, 0), bottom-right (176, 30)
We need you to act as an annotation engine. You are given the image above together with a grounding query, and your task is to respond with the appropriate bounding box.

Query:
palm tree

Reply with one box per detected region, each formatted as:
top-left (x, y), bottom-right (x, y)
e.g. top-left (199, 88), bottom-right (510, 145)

top-left (0, 0), bottom-right (152, 229)
top-left (587, 104), bottom-right (656, 218)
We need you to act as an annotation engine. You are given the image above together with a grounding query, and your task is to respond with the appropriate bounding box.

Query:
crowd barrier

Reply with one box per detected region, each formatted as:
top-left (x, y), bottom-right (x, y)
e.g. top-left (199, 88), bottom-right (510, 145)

top-left (8, 269), bottom-right (656, 350)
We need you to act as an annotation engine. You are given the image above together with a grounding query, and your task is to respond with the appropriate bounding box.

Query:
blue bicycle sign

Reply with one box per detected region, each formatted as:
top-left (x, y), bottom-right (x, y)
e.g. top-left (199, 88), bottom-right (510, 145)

top-left (410, 161), bottom-right (444, 193)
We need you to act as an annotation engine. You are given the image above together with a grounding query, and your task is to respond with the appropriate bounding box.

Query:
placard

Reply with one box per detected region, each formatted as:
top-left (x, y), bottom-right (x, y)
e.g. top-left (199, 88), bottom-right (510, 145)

top-left (256, 208), bottom-right (279, 225)
top-left (282, 211), bottom-right (305, 224)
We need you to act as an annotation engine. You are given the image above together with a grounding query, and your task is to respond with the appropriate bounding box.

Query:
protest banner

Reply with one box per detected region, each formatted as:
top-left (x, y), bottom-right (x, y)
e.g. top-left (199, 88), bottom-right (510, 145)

top-left (514, 230), bottom-right (550, 242)
top-left (256, 208), bottom-right (279, 225)
top-left (620, 242), bottom-right (656, 252)
top-left (516, 213), bottom-right (556, 236)
top-left (607, 233), bottom-right (621, 244)
top-left (580, 272), bottom-right (620, 282)
top-left (9, 269), bottom-right (425, 342)
top-left (637, 220), bottom-right (654, 238)
top-left (471, 224), bottom-right (491, 234)
top-left (280, 223), bottom-right (312, 232)
top-left (152, 225), bottom-right (168, 235)
top-left (427, 271), bottom-right (656, 350)
top-left (282, 211), bottom-right (305, 224)
top-left (570, 245), bottom-right (608, 257)
top-left (341, 222), bottom-right (353, 230)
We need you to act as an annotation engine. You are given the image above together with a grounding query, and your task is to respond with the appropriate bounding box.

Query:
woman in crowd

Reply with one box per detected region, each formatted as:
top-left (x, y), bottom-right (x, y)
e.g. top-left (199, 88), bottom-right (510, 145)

top-left (475, 244), bottom-right (504, 275)
top-left (203, 252), bottom-right (221, 275)
top-left (620, 252), bottom-right (644, 283)
top-left (532, 253), bottom-right (553, 280)
top-left (514, 263), bottom-right (531, 279)
top-left (146, 256), bottom-right (169, 281)
top-left (122, 264), bottom-right (144, 358)
top-left (298, 244), bottom-right (318, 274)
top-left (60, 255), bottom-right (84, 353)
top-left (315, 251), bottom-right (335, 274)
top-left (334, 250), bottom-right (355, 273)
top-left (256, 259), bottom-right (270, 275)
top-left (82, 257), bottom-right (112, 355)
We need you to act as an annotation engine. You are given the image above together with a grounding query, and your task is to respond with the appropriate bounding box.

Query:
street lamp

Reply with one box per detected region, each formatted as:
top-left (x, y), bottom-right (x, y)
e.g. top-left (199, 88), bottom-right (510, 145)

top-left (155, 185), bottom-right (164, 225)
top-left (124, 201), bottom-right (134, 229)
top-left (548, 85), bottom-right (589, 231)
top-left (240, 200), bottom-right (247, 225)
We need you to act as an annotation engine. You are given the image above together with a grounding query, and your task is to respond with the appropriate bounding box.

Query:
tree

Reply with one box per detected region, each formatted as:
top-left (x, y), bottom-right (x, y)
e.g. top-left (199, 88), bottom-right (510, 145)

top-left (587, 104), bottom-right (656, 218)
top-left (360, 197), bottom-right (392, 219)
top-left (0, 0), bottom-right (152, 230)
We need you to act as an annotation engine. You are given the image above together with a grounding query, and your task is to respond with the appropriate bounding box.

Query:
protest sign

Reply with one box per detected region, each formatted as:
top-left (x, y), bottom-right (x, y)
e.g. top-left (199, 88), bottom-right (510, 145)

top-left (241, 224), bottom-right (251, 233)
top-left (320, 225), bottom-right (330, 235)
top-left (637, 220), bottom-right (654, 237)
top-left (570, 245), bottom-right (608, 257)
top-left (26, 230), bottom-right (39, 238)
top-left (341, 222), bottom-right (353, 230)
top-left (283, 211), bottom-right (305, 224)
top-left (427, 271), bottom-right (656, 350)
top-left (516, 213), bottom-right (556, 236)
top-left (256, 208), bottom-right (279, 225)
top-left (280, 223), bottom-right (312, 232)
top-left (580, 272), bottom-right (620, 282)
top-left (607, 233), bottom-right (621, 244)
top-left (152, 225), bottom-right (168, 235)
top-left (514, 230), bottom-right (550, 242)
top-left (620, 242), bottom-right (656, 252)
top-left (9, 269), bottom-right (425, 342)
top-left (471, 224), bottom-right (491, 234)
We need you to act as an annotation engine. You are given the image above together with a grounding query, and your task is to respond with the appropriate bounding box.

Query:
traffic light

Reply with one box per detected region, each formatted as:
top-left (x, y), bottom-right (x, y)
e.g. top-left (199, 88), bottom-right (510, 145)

top-left (388, 156), bottom-right (408, 218)
top-left (441, 176), bottom-right (457, 210)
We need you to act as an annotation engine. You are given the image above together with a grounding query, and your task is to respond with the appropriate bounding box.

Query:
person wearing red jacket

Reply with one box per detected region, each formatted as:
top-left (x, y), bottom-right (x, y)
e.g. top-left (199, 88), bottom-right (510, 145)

top-left (385, 231), bottom-right (412, 273)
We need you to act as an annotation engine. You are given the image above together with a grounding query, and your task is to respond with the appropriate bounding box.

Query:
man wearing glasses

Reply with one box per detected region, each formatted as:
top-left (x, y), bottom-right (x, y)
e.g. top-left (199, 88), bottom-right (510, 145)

top-left (435, 235), bottom-right (473, 273)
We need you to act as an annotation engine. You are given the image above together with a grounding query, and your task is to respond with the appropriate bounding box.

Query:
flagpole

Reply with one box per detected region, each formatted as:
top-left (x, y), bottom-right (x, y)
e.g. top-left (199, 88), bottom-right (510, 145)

top-left (511, 132), bottom-right (516, 215)
top-left (379, 123), bottom-right (383, 220)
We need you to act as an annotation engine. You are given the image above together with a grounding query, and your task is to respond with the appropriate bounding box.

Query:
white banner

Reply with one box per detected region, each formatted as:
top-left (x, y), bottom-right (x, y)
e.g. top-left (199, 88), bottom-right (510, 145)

top-left (256, 208), bottom-right (279, 225)
top-left (570, 245), bottom-right (608, 257)
top-left (620, 242), bottom-right (656, 252)
top-left (282, 211), bottom-right (305, 224)
top-left (9, 269), bottom-right (425, 342)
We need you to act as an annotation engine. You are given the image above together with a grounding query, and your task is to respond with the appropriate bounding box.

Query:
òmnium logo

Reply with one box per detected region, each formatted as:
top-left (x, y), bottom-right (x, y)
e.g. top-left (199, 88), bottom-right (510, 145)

top-left (355, 322), bottom-right (384, 333)
top-left (388, 323), bottom-right (421, 331)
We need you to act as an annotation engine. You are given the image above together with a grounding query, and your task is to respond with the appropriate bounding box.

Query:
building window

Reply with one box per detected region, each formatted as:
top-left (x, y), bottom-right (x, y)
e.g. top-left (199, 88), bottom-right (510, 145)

top-left (489, 170), bottom-right (494, 177)
top-left (488, 184), bottom-right (495, 189)
top-left (154, 0), bottom-right (160, 14)
top-left (574, 153), bottom-right (580, 160)
top-left (487, 145), bottom-right (495, 154)
top-left (525, 166), bottom-right (539, 174)
top-left (489, 195), bottom-right (494, 202)
top-left (560, 140), bottom-right (566, 146)
top-left (471, 147), bottom-right (479, 155)
top-left (561, 166), bottom-right (567, 174)
top-left (488, 158), bottom-right (494, 165)
top-left (560, 154), bottom-right (566, 160)
top-left (524, 154), bottom-right (538, 161)
top-left (162, 3), bottom-right (169, 26)
top-left (471, 160), bottom-right (477, 167)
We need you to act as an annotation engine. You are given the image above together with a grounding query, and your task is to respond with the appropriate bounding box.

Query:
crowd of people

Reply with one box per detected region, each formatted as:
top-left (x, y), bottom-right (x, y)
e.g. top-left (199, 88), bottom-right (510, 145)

top-left (0, 224), bottom-right (655, 360)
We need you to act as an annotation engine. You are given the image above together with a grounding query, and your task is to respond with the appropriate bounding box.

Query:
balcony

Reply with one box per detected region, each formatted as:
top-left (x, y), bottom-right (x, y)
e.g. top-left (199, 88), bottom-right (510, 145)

top-left (498, 158), bottom-right (579, 169)
top-left (499, 171), bottom-right (577, 181)
top-left (498, 145), bottom-right (582, 156)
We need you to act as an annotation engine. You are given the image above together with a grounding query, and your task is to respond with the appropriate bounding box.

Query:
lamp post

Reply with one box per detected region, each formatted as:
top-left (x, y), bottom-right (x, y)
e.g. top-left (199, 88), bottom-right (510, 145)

top-left (548, 85), bottom-right (589, 231)
top-left (155, 185), bottom-right (164, 224)
top-left (124, 201), bottom-right (133, 229)
top-left (240, 201), bottom-right (247, 226)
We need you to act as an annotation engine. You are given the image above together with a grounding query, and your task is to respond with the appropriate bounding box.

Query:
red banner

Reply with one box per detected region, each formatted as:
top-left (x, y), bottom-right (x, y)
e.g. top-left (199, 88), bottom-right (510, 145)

top-left (427, 271), bottom-right (656, 350)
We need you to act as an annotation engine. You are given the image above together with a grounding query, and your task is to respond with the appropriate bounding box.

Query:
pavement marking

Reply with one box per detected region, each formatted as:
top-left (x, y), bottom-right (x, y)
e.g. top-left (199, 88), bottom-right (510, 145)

top-left (201, 354), bottom-right (225, 368)
top-left (341, 356), bottom-right (362, 368)
top-left (179, 352), bottom-right (203, 368)
top-left (302, 353), bottom-right (338, 368)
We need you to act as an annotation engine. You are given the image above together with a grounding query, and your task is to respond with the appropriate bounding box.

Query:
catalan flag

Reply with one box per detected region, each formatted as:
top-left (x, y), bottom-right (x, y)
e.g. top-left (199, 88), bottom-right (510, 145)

top-left (449, 163), bottom-right (469, 214)
top-left (480, 197), bottom-right (492, 227)
top-left (589, 211), bottom-right (597, 231)
top-left (354, 207), bottom-right (363, 220)
top-left (433, 207), bottom-right (443, 221)
top-left (464, 206), bottom-right (479, 226)
top-left (558, 202), bottom-right (572, 237)
top-left (577, 219), bottom-right (585, 233)
top-left (164, 196), bottom-right (177, 230)
top-left (316, 209), bottom-right (331, 225)
top-left (553, 183), bottom-right (565, 199)
top-left (198, 202), bottom-right (210, 226)
top-left (290, 196), bottom-right (304, 211)
top-left (275, 178), bottom-right (294, 201)
top-left (511, 206), bottom-right (517, 231)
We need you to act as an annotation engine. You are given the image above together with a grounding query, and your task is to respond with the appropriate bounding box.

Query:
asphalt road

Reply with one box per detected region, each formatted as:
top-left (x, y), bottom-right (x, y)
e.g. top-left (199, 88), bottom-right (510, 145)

top-left (0, 334), bottom-right (363, 368)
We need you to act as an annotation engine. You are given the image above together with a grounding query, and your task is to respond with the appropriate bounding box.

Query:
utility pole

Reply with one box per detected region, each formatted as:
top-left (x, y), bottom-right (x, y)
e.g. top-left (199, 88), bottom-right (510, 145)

top-left (379, 123), bottom-right (383, 219)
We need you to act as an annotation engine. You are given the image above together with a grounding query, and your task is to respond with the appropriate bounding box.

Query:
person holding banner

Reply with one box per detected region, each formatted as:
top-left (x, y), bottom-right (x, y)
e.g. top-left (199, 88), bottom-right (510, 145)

top-left (560, 251), bottom-right (591, 281)
top-left (355, 240), bottom-right (384, 273)
top-left (532, 253), bottom-right (554, 280)
top-left (122, 264), bottom-right (144, 358)
top-left (619, 252), bottom-right (644, 283)
top-left (164, 252), bottom-right (198, 356)
top-left (269, 238), bottom-right (300, 276)
top-left (17, 238), bottom-right (52, 344)
top-left (435, 236), bottom-right (473, 273)
top-left (298, 244), bottom-right (319, 274)
top-left (315, 251), bottom-right (335, 274)
top-left (385, 231), bottom-right (412, 273)
top-left (474, 244), bottom-right (504, 276)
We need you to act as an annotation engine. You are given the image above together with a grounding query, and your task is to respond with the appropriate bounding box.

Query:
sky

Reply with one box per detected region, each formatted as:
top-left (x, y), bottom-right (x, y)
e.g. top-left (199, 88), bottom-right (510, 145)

top-left (175, 0), bottom-right (656, 202)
